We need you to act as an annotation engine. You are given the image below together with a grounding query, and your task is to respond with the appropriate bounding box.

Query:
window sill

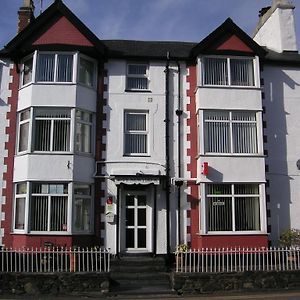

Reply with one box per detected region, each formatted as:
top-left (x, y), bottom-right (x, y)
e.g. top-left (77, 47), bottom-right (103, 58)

top-left (198, 85), bottom-right (261, 90)
top-left (197, 153), bottom-right (266, 158)
top-left (125, 89), bottom-right (152, 93)
top-left (123, 154), bottom-right (151, 157)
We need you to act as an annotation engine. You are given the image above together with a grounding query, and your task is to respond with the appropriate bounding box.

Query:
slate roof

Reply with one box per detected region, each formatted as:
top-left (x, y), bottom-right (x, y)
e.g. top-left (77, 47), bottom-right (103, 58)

top-left (102, 40), bottom-right (197, 60)
top-left (264, 49), bottom-right (300, 65)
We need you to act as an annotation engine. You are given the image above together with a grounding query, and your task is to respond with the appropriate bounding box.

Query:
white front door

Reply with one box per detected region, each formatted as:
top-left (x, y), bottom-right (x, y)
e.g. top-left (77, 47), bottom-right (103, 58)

top-left (121, 190), bottom-right (152, 252)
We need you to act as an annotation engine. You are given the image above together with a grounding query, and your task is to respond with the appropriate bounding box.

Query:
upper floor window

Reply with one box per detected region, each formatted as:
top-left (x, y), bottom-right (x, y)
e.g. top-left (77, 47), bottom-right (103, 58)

top-left (37, 53), bottom-right (74, 83)
top-left (34, 108), bottom-right (71, 152)
top-left (18, 108), bottom-right (31, 153)
top-left (202, 57), bottom-right (254, 87)
top-left (75, 110), bottom-right (92, 153)
top-left (22, 56), bottom-right (33, 85)
top-left (206, 183), bottom-right (260, 232)
top-left (126, 63), bottom-right (149, 91)
top-left (204, 110), bottom-right (258, 154)
top-left (79, 57), bottom-right (95, 87)
top-left (124, 111), bottom-right (148, 155)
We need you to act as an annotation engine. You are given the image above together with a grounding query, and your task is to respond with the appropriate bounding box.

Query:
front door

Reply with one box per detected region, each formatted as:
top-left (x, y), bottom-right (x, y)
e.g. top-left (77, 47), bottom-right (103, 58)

top-left (122, 191), bottom-right (151, 252)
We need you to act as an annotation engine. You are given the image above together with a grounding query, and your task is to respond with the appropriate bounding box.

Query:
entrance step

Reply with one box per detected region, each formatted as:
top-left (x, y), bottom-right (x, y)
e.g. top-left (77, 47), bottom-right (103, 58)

top-left (109, 255), bottom-right (175, 296)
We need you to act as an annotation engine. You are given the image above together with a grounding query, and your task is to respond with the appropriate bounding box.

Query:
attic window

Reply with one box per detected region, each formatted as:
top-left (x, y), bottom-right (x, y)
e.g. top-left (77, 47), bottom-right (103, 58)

top-left (36, 53), bottom-right (74, 83)
top-left (202, 57), bottom-right (254, 87)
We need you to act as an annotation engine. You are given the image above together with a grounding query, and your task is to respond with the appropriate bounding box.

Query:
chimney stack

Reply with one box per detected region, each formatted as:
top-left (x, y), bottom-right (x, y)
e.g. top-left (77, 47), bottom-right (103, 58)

top-left (18, 0), bottom-right (35, 33)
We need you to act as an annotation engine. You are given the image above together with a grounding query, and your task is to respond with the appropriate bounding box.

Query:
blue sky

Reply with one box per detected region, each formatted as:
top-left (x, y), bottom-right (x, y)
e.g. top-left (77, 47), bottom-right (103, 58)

top-left (0, 0), bottom-right (299, 49)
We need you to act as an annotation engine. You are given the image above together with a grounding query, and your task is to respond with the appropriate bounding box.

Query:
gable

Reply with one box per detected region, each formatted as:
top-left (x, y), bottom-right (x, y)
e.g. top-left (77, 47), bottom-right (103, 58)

top-left (33, 16), bottom-right (93, 47)
top-left (215, 34), bottom-right (254, 53)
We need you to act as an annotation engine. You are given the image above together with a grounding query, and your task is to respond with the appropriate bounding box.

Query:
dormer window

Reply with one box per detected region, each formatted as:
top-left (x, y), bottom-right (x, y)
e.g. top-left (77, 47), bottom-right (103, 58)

top-left (202, 56), bottom-right (254, 87)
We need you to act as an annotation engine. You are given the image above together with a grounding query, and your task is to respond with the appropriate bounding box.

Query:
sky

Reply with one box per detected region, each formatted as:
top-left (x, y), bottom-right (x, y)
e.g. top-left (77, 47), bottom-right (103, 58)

top-left (0, 0), bottom-right (299, 49)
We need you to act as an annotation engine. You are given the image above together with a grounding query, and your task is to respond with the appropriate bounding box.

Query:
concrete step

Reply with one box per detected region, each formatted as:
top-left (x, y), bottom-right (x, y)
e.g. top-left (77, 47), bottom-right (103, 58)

top-left (110, 271), bottom-right (170, 281)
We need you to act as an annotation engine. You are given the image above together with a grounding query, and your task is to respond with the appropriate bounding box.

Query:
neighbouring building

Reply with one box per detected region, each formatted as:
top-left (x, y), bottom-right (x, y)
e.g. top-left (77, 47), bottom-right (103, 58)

top-left (0, 0), bottom-right (298, 254)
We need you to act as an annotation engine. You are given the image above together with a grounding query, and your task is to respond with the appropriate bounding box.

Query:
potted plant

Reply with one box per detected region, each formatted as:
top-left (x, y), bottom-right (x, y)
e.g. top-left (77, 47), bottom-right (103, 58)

top-left (279, 229), bottom-right (300, 263)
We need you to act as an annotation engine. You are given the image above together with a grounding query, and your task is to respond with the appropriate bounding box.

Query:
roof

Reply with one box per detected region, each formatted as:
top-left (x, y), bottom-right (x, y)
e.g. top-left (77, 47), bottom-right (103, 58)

top-left (103, 40), bottom-right (197, 60)
top-left (2, 0), bottom-right (106, 58)
top-left (191, 18), bottom-right (266, 58)
top-left (264, 49), bottom-right (300, 66)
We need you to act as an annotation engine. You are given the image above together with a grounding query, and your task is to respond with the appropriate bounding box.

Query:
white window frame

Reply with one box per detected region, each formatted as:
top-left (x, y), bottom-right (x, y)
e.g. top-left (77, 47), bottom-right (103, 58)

top-left (73, 183), bottom-right (93, 233)
top-left (75, 109), bottom-right (93, 154)
top-left (126, 63), bottom-right (149, 91)
top-left (201, 183), bottom-right (264, 235)
top-left (29, 182), bottom-right (70, 234)
top-left (17, 108), bottom-right (32, 154)
top-left (200, 55), bottom-right (257, 87)
top-left (124, 111), bottom-right (149, 156)
top-left (20, 54), bottom-right (35, 87)
top-left (33, 108), bottom-right (72, 153)
top-left (36, 52), bottom-right (76, 84)
top-left (202, 110), bottom-right (259, 155)
top-left (13, 182), bottom-right (29, 233)
top-left (78, 54), bottom-right (97, 88)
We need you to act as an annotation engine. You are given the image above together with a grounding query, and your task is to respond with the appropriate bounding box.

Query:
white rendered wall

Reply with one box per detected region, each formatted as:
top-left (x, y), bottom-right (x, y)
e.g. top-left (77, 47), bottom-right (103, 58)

top-left (0, 59), bottom-right (11, 245)
top-left (253, 6), bottom-right (298, 53)
top-left (263, 65), bottom-right (300, 244)
top-left (105, 59), bottom-right (185, 254)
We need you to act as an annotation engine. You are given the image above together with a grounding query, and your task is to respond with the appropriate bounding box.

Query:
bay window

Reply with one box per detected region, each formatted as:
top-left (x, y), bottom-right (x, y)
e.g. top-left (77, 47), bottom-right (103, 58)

top-left (14, 183), bottom-right (27, 230)
top-left (74, 184), bottom-right (92, 232)
top-left (204, 110), bottom-right (258, 154)
top-left (18, 108), bottom-right (31, 152)
top-left (126, 63), bottom-right (149, 90)
top-left (34, 108), bottom-right (71, 152)
top-left (30, 183), bottom-right (68, 232)
top-left (75, 110), bottom-right (92, 153)
top-left (37, 53), bottom-right (74, 83)
top-left (124, 111), bottom-right (148, 155)
top-left (79, 57), bottom-right (95, 87)
top-left (206, 183), bottom-right (261, 232)
top-left (202, 56), bottom-right (255, 87)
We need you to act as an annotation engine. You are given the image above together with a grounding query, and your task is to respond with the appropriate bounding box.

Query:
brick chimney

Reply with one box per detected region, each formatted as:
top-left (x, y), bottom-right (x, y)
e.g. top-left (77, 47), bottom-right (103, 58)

top-left (18, 0), bottom-right (35, 33)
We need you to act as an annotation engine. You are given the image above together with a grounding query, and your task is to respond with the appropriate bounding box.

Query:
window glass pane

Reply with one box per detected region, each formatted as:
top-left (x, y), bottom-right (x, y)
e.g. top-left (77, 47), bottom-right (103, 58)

top-left (126, 195), bottom-right (134, 206)
top-left (207, 184), bottom-right (231, 195)
top-left (126, 64), bottom-right (148, 90)
top-left (235, 197), bottom-right (260, 231)
top-left (208, 197), bottom-right (232, 231)
top-left (57, 54), bottom-right (73, 82)
top-left (17, 183), bottom-right (27, 194)
top-left (35, 119), bottom-right (51, 151)
top-left (128, 64), bottom-right (147, 75)
top-left (234, 184), bottom-right (259, 195)
top-left (50, 196), bottom-right (68, 231)
top-left (53, 119), bottom-right (70, 151)
top-left (79, 57), bottom-right (94, 87)
top-left (74, 184), bottom-right (91, 196)
top-left (138, 229), bottom-right (146, 248)
top-left (15, 197), bottom-right (25, 230)
top-left (138, 208), bottom-right (146, 226)
top-left (20, 109), bottom-right (30, 121)
top-left (74, 197), bottom-right (91, 231)
top-left (126, 229), bottom-right (134, 248)
top-left (126, 208), bottom-right (134, 226)
top-left (23, 57), bottom-right (33, 85)
top-left (31, 196), bottom-right (48, 231)
top-left (230, 59), bottom-right (254, 86)
top-left (126, 114), bottom-right (146, 131)
top-left (125, 134), bottom-right (147, 154)
top-left (19, 122), bottom-right (29, 152)
top-left (37, 54), bottom-right (55, 82)
top-left (127, 77), bottom-right (148, 90)
top-left (76, 110), bottom-right (92, 153)
top-left (203, 57), bottom-right (228, 85)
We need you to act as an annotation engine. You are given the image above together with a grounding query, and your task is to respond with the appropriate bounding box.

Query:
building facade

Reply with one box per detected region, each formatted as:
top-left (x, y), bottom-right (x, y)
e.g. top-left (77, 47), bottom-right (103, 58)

top-left (0, 0), bottom-right (298, 253)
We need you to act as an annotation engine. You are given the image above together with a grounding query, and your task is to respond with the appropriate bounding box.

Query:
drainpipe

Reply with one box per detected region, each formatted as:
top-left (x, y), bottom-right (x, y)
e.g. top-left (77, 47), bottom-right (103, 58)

top-left (175, 61), bottom-right (183, 244)
top-left (165, 52), bottom-right (171, 255)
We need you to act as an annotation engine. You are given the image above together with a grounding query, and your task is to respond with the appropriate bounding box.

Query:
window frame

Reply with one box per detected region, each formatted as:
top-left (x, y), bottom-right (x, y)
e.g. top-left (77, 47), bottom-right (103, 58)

top-left (20, 54), bottom-right (35, 87)
top-left (78, 54), bottom-right (97, 88)
top-left (201, 183), bottom-right (263, 235)
top-left (124, 110), bottom-right (149, 156)
top-left (73, 183), bottom-right (93, 233)
top-left (125, 63), bottom-right (149, 91)
top-left (33, 108), bottom-right (72, 153)
top-left (201, 110), bottom-right (259, 155)
top-left (17, 108), bottom-right (32, 154)
top-left (75, 109), bottom-right (93, 154)
top-left (200, 55), bottom-right (257, 87)
top-left (29, 182), bottom-right (70, 233)
top-left (13, 182), bottom-right (29, 233)
top-left (35, 52), bottom-right (76, 84)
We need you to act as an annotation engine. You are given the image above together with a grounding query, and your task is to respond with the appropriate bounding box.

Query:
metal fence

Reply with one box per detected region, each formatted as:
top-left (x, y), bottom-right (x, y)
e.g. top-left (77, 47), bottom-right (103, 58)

top-left (175, 247), bottom-right (300, 273)
top-left (0, 247), bottom-right (110, 273)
